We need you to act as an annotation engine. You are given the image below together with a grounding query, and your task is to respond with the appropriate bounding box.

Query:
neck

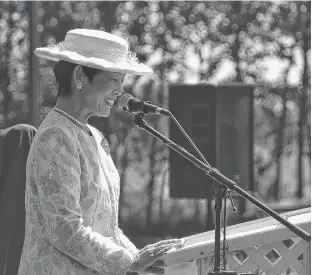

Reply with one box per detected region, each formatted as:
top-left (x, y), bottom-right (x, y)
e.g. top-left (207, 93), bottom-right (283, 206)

top-left (55, 97), bottom-right (89, 124)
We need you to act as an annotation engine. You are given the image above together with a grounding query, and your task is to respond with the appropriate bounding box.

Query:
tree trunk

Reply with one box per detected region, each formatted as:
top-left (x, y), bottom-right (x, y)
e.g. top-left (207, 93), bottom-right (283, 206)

top-left (298, 87), bottom-right (304, 199)
top-left (231, 1), bottom-right (243, 82)
top-left (273, 89), bottom-right (287, 200)
top-left (145, 64), bottom-right (167, 235)
top-left (28, 1), bottom-right (40, 127)
top-left (144, 132), bottom-right (157, 235)
top-left (233, 34), bottom-right (242, 82)
top-left (1, 69), bottom-right (9, 129)
top-left (1, 4), bottom-right (14, 128)
top-left (118, 144), bottom-right (128, 225)
top-left (307, 121), bottom-right (311, 161)
top-left (297, 9), bottom-right (310, 198)
top-left (100, 2), bottom-right (118, 32)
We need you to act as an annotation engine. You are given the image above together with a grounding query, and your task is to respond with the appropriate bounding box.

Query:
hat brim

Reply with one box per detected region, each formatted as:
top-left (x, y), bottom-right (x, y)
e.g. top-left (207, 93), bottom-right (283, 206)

top-left (34, 47), bottom-right (153, 76)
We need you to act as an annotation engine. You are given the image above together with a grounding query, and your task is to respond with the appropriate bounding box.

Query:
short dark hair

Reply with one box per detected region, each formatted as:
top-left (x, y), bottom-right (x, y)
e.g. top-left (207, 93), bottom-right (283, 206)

top-left (53, 60), bottom-right (102, 98)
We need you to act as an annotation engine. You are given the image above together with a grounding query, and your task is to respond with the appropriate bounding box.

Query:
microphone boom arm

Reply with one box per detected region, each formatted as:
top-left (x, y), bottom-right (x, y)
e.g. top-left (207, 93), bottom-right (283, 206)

top-left (133, 114), bottom-right (311, 242)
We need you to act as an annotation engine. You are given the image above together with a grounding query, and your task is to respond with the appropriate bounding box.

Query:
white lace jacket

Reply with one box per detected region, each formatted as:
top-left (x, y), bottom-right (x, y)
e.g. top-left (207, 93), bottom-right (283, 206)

top-left (18, 109), bottom-right (138, 275)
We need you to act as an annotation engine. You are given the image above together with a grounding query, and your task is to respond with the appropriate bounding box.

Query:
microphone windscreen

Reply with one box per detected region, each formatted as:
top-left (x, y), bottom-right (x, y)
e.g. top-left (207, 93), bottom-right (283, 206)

top-left (117, 93), bottom-right (134, 111)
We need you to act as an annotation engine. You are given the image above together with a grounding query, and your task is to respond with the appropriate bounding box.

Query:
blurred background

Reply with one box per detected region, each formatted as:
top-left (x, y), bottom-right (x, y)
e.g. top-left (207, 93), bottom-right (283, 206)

top-left (0, 0), bottom-right (310, 258)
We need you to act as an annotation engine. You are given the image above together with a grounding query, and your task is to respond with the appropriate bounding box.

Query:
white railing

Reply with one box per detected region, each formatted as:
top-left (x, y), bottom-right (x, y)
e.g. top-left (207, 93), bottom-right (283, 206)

top-left (164, 208), bottom-right (311, 275)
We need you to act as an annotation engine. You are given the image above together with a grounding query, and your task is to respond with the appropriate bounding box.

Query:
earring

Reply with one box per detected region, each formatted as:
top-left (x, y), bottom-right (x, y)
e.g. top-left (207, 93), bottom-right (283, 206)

top-left (76, 81), bottom-right (83, 90)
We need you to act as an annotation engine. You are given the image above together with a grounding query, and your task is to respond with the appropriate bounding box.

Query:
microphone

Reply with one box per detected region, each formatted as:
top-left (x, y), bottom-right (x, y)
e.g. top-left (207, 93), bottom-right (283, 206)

top-left (117, 93), bottom-right (172, 116)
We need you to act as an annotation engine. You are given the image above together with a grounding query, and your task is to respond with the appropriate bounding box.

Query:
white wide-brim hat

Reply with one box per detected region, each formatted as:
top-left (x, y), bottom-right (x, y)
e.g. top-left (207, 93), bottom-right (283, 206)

top-left (34, 29), bottom-right (153, 75)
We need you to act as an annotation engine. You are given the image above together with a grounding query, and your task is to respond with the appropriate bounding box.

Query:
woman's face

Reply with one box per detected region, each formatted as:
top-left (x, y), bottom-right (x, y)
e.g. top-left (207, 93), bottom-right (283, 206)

top-left (82, 70), bottom-right (124, 117)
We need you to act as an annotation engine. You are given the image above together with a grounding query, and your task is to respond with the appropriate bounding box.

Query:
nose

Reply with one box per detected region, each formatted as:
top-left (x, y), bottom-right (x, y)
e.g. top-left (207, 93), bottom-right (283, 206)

top-left (113, 81), bottom-right (123, 96)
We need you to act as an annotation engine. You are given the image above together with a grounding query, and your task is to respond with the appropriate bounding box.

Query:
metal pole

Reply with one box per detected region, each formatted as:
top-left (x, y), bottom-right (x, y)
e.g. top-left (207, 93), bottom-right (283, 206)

top-left (212, 196), bottom-right (222, 272)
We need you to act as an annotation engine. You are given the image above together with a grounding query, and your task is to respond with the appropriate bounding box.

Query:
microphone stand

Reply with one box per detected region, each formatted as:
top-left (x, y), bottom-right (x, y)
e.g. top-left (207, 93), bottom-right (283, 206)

top-left (133, 114), bottom-right (311, 275)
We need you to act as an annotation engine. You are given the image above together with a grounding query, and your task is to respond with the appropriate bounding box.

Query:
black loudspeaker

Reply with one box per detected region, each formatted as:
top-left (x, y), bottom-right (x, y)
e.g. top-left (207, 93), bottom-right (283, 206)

top-left (169, 84), bottom-right (254, 199)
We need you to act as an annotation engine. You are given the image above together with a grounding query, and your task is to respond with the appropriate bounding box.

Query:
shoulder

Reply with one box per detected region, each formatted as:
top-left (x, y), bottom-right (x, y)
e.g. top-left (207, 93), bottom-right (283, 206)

top-left (33, 119), bottom-right (80, 157)
top-left (36, 110), bottom-right (79, 144)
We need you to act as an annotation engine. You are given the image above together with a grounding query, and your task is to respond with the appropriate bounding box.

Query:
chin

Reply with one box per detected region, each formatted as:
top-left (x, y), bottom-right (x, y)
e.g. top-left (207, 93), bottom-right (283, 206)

top-left (94, 113), bottom-right (109, 118)
top-left (97, 109), bottom-right (110, 118)
top-left (97, 101), bottom-right (111, 117)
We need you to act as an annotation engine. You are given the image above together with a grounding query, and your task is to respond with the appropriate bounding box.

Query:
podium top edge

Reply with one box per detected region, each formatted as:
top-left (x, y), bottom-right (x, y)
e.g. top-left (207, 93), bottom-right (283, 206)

top-left (169, 83), bottom-right (255, 88)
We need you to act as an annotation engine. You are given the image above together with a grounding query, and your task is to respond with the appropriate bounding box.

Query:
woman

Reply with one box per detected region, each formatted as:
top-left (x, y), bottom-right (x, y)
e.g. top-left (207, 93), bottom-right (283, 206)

top-left (18, 29), bottom-right (182, 275)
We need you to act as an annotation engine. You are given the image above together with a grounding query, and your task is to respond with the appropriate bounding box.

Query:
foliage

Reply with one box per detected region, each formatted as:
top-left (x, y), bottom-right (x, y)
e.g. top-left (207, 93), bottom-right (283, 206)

top-left (0, 2), bottom-right (29, 127)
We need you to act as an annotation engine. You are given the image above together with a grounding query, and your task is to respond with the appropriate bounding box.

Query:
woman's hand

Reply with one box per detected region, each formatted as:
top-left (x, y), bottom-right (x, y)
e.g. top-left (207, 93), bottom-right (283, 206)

top-left (129, 239), bottom-right (182, 273)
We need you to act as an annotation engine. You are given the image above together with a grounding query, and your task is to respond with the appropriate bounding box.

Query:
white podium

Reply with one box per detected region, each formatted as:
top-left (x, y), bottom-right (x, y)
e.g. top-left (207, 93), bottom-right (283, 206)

top-left (164, 208), bottom-right (311, 275)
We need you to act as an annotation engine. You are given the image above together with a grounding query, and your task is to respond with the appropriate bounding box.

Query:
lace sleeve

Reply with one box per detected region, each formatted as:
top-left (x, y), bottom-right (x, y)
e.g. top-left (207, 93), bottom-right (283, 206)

top-left (33, 127), bottom-right (134, 275)
top-left (118, 228), bottom-right (139, 255)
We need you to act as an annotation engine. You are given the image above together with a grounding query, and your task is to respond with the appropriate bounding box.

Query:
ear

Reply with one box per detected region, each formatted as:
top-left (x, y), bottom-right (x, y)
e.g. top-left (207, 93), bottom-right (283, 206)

top-left (73, 65), bottom-right (84, 89)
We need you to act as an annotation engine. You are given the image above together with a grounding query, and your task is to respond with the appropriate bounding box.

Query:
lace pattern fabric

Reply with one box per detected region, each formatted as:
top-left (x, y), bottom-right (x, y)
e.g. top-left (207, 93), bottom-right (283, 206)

top-left (18, 110), bottom-right (138, 275)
